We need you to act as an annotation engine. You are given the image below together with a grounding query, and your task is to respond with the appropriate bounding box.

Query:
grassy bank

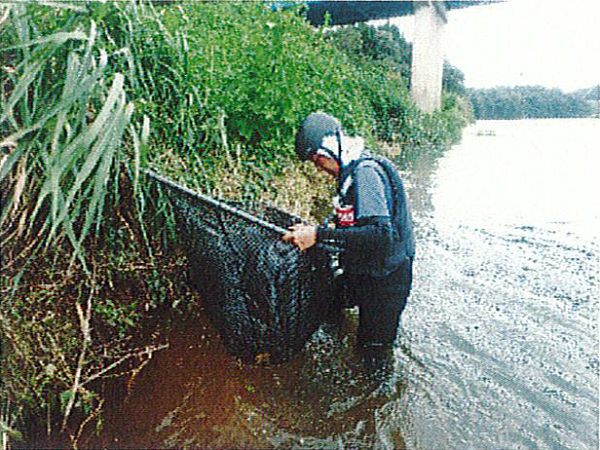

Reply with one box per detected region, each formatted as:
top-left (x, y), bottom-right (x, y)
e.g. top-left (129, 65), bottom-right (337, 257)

top-left (1, 2), bottom-right (471, 446)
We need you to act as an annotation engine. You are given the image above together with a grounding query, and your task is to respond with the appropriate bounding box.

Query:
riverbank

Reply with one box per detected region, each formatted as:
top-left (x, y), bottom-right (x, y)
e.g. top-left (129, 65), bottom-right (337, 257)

top-left (0, 142), bottom-right (388, 449)
top-left (0, 3), bottom-right (472, 446)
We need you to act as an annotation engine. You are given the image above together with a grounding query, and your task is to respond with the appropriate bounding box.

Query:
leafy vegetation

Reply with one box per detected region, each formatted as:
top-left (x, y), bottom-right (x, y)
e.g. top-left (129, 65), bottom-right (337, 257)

top-left (87, 1), bottom-right (375, 194)
top-left (468, 85), bottom-right (597, 119)
top-left (0, 7), bottom-right (142, 272)
top-left (0, 2), bottom-right (471, 446)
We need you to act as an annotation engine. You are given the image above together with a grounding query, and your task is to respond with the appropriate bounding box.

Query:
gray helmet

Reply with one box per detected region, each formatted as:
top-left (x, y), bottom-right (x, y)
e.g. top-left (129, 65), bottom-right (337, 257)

top-left (294, 113), bottom-right (342, 161)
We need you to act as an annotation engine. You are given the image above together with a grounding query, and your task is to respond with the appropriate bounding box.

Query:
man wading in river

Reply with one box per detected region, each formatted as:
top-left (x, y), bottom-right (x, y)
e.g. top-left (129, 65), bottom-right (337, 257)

top-left (283, 112), bottom-right (415, 368)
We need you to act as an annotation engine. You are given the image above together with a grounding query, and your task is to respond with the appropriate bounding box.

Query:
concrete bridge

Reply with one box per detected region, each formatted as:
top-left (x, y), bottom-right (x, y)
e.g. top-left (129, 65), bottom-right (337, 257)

top-left (277, 1), bottom-right (493, 113)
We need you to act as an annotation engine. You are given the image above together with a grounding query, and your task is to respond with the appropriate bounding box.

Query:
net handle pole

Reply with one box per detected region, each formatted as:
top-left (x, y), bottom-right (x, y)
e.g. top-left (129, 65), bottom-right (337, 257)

top-left (144, 169), bottom-right (341, 253)
top-left (144, 169), bottom-right (287, 235)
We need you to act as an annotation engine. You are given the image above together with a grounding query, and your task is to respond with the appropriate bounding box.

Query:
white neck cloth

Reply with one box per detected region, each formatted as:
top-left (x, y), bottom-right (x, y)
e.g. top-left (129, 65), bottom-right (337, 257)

top-left (317, 133), bottom-right (364, 168)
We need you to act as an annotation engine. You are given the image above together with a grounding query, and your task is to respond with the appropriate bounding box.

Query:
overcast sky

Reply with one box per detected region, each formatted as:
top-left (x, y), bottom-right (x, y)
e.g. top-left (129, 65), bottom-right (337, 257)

top-left (389, 0), bottom-right (600, 92)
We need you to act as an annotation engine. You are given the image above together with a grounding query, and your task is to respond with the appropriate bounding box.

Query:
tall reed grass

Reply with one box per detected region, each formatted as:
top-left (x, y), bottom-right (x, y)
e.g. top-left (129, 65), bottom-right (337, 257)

top-left (1, 3), bottom-right (146, 276)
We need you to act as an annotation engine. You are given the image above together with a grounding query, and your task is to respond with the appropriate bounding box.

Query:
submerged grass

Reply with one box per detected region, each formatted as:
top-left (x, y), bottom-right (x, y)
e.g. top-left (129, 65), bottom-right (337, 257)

top-left (1, 2), bottom-right (471, 447)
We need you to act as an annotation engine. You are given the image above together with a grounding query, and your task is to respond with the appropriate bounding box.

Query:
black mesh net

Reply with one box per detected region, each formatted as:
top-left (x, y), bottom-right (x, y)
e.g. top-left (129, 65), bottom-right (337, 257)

top-left (146, 171), bottom-right (336, 363)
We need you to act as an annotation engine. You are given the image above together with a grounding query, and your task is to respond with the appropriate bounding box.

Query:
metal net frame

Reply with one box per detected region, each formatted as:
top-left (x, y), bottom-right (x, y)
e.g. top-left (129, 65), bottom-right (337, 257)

top-left (146, 170), bottom-right (336, 363)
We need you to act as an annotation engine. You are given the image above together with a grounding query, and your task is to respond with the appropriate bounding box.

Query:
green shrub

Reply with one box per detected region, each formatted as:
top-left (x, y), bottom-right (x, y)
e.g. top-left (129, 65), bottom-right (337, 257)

top-left (95, 2), bottom-right (374, 175)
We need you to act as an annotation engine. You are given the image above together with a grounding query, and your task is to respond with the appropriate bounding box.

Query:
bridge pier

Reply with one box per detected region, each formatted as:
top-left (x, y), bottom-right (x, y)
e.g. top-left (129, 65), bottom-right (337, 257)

top-left (410, 1), bottom-right (447, 113)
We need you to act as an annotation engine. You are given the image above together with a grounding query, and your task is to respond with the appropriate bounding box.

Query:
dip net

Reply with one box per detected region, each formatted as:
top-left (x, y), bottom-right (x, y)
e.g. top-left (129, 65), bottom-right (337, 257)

top-left (146, 170), bottom-right (336, 363)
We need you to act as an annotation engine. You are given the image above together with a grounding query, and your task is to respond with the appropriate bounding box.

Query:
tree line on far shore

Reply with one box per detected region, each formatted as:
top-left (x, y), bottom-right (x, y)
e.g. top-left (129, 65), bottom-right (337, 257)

top-left (466, 85), bottom-right (599, 120)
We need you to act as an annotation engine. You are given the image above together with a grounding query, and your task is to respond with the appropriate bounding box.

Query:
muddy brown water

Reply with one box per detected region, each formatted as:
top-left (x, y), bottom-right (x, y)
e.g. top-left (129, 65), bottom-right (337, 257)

top-left (89, 119), bottom-right (598, 449)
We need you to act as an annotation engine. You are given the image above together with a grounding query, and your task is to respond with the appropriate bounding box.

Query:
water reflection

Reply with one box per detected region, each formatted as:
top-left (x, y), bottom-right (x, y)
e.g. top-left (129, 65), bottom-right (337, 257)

top-left (399, 118), bottom-right (599, 450)
top-left (94, 310), bottom-right (409, 449)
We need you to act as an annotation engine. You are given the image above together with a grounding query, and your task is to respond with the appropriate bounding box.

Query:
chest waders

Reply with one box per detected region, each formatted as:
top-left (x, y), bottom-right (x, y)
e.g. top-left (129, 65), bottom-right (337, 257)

top-left (330, 157), bottom-right (414, 349)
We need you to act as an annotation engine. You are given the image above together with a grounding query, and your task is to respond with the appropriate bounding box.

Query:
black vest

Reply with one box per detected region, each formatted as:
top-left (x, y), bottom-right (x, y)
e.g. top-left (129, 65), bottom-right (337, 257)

top-left (337, 155), bottom-right (415, 277)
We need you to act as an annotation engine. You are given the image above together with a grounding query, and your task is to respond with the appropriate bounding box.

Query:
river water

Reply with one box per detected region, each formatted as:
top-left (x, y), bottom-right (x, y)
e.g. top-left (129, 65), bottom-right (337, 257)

top-left (94, 119), bottom-right (599, 449)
